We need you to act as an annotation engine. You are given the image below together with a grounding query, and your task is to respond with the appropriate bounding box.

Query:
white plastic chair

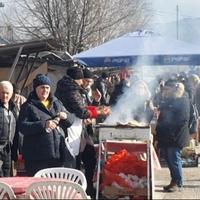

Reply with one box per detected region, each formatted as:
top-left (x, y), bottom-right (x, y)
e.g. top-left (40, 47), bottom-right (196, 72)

top-left (25, 180), bottom-right (90, 199)
top-left (0, 182), bottom-right (16, 199)
top-left (34, 167), bottom-right (87, 191)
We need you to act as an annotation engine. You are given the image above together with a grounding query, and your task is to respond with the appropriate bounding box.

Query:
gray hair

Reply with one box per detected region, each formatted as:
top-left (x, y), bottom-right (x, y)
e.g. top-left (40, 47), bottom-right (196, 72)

top-left (0, 80), bottom-right (13, 91)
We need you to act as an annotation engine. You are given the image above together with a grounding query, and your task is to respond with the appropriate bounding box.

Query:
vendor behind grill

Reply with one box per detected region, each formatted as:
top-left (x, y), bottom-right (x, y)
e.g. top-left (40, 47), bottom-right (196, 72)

top-left (130, 77), bottom-right (154, 123)
top-left (105, 75), bottom-right (154, 125)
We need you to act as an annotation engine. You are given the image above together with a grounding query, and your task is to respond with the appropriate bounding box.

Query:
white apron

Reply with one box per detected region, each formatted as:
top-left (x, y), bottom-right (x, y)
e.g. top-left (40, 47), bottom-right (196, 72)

top-left (65, 114), bottom-right (83, 158)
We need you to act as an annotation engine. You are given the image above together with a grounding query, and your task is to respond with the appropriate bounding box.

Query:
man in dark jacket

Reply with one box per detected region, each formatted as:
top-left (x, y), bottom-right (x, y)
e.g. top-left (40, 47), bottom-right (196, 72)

top-left (109, 79), bottom-right (130, 106)
top-left (95, 72), bottom-right (110, 106)
top-left (55, 67), bottom-right (103, 156)
top-left (55, 67), bottom-right (94, 120)
top-left (55, 67), bottom-right (109, 198)
top-left (156, 80), bottom-right (191, 192)
top-left (18, 74), bottom-right (74, 176)
top-left (55, 67), bottom-right (96, 161)
top-left (0, 81), bottom-right (18, 177)
top-left (80, 68), bottom-right (98, 198)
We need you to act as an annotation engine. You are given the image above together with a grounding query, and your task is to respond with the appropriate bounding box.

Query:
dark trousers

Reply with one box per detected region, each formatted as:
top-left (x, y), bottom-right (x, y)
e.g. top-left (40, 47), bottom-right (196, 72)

top-left (24, 159), bottom-right (63, 176)
top-left (76, 144), bottom-right (97, 197)
top-left (0, 146), bottom-right (12, 177)
top-left (64, 157), bottom-right (76, 168)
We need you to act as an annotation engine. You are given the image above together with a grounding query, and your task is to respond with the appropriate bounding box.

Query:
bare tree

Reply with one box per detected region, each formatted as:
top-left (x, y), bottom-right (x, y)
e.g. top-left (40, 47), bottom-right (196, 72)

top-left (12, 0), bottom-right (152, 54)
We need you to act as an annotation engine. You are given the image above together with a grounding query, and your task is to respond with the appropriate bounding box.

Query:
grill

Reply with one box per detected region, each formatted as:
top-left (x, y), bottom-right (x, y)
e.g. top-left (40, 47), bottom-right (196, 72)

top-left (96, 123), bottom-right (151, 141)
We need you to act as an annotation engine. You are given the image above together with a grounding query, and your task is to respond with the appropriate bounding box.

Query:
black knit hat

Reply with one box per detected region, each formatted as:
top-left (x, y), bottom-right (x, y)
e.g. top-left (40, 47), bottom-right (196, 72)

top-left (33, 74), bottom-right (51, 90)
top-left (67, 67), bottom-right (84, 80)
top-left (164, 79), bottom-right (178, 87)
top-left (101, 72), bottom-right (108, 79)
top-left (83, 68), bottom-right (93, 79)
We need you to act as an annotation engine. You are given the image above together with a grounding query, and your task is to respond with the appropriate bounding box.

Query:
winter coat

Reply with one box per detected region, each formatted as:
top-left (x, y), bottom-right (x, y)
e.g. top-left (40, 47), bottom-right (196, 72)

top-left (156, 92), bottom-right (191, 149)
top-left (195, 84), bottom-right (200, 114)
top-left (0, 101), bottom-right (17, 145)
top-left (0, 100), bottom-right (19, 161)
top-left (109, 80), bottom-right (127, 106)
top-left (18, 91), bottom-right (74, 162)
top-left (55, 76), bottom-right (91, 119)
top-left (95, 77), bottom-right (110, 106)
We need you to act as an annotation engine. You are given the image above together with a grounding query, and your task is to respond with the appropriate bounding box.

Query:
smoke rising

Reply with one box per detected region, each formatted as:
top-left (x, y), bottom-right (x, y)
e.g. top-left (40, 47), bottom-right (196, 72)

top-left (105, 71), bottom-right (153, 124)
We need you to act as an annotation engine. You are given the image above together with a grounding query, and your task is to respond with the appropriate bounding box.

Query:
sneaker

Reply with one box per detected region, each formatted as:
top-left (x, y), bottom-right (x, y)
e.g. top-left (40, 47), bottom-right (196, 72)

top-left (178, 186), bottom-right (183, 192)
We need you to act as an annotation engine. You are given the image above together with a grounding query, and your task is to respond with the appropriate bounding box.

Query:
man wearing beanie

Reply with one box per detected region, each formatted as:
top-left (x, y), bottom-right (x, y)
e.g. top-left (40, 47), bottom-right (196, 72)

top-left (55, 66), bottom-right (109, 197)
top-left (55, 67), bottom-right (91, 161)
top-left (82, 68), bottom-right (94, 105)
top-left (55, 67), bottom-right (99, 153)
top-left (94, 71), bottom-right (110, 106)
top-left (33, 74), bottom-right (52, 90)
top-left (67, 67), bottom-right (84, 80)
top-left (79, 68), bottom-right (100, 197)
top-left (82, 68), bottom-right (102, 106)
top-left (156, 80), bottom-right (192, 192)
top-left (18, 74), bottom-right (74, 176)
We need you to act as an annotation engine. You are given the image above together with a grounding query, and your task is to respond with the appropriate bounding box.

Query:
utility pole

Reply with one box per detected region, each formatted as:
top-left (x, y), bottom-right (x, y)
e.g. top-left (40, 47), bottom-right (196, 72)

top-left (176, 4), bottom-right (179, 40)
top-left (0, 2), bottom-right (4, 8)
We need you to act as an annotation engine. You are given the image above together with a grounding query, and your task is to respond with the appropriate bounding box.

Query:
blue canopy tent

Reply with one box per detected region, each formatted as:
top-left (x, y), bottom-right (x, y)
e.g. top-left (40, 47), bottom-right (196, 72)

top-left (73, 30), bottom-right (200, 67)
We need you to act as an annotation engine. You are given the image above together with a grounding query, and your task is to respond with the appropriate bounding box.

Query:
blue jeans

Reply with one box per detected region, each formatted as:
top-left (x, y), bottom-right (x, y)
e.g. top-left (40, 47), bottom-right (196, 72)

top-left (162, 147), bottom-right (183, 187)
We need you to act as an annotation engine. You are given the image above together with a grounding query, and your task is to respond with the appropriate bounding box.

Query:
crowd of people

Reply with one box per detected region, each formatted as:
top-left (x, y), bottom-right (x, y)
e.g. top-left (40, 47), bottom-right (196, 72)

top-left (0, 65), bottom-right (199, 198)
top-left (0, 66), bottom-right (112, 198)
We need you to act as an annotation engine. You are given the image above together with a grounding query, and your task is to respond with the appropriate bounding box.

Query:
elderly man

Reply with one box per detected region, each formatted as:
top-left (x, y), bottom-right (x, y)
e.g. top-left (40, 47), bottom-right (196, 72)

top-left (0, 81), bottom-right (18, 177)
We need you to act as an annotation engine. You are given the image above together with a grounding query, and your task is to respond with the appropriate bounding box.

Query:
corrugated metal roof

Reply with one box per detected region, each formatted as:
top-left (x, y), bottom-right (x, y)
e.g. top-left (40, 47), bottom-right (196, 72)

top-left (0, 38), bottom-right (69, 67)
top-left (0, 38), bottom-right (58, 56)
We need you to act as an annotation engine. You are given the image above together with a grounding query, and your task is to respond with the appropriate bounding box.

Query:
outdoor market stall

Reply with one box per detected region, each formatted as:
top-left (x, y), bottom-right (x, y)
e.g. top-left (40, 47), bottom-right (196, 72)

top-left (95, 123), bottom-right (161, 200)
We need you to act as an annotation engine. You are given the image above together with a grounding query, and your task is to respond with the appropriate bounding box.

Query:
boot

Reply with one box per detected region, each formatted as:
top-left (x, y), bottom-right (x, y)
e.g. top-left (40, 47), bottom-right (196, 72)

top-left (163, 180), bottom-right (177, 191)
top-left (165, 184), bottom-right (179, 192)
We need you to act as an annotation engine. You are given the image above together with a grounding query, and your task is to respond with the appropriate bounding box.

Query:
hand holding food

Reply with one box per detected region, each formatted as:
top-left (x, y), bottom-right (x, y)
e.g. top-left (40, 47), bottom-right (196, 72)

top-left (98, 106), bottom-right (111, 116)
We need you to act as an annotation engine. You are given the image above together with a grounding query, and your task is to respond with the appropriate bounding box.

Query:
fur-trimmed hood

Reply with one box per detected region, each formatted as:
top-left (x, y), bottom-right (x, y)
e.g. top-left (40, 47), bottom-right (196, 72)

top-left (162, 82), bottom-right (185, 99)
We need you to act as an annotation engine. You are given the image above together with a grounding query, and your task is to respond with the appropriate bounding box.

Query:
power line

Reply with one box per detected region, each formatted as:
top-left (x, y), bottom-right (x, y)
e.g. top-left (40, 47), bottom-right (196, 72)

top-left (146, 8), bottom-right (199, 20)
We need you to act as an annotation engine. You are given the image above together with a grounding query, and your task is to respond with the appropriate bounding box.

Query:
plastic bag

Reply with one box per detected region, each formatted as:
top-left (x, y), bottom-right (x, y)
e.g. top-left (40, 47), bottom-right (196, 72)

top-left (105, 149), bottom-right (147, 177)
top-left (101, 149), bottom-right (147, 190)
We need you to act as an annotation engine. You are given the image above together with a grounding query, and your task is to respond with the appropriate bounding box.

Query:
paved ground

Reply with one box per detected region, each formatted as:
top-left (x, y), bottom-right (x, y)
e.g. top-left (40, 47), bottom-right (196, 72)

top-left (154, 166), bottom-right (200, 199)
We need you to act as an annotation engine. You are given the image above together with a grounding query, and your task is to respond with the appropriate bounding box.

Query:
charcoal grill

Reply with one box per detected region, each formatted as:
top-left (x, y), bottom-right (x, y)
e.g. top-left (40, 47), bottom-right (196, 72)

top-left (96, 123), bottom-right (151, 141)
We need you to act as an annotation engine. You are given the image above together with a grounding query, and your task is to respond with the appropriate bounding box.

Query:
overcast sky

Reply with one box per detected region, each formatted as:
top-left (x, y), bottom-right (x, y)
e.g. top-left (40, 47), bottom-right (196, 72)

top-left (151, 0), bottom-right (200, 23)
